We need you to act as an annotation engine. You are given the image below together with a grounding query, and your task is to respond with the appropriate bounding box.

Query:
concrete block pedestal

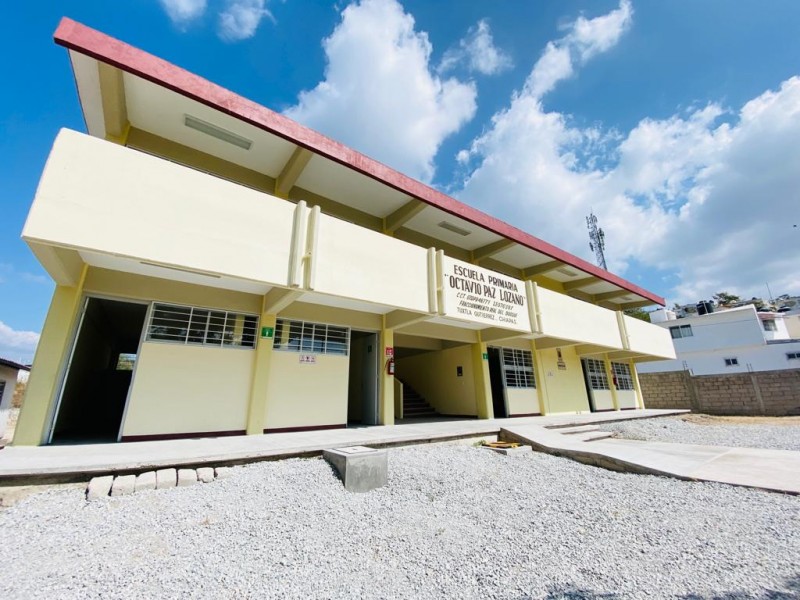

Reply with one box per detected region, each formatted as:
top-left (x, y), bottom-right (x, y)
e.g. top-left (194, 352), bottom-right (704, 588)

top-left (323, 446), bottom-right (387, 493)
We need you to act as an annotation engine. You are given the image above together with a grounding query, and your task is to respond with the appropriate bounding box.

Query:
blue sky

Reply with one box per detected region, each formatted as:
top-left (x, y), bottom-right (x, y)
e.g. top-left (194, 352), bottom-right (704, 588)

top-left (2, 0), bottom-right (800, 362)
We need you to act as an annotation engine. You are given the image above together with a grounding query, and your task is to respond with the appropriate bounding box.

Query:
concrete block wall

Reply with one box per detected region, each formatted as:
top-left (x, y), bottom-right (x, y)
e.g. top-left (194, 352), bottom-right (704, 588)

top-left (639, 368), bottom-right (800, 416)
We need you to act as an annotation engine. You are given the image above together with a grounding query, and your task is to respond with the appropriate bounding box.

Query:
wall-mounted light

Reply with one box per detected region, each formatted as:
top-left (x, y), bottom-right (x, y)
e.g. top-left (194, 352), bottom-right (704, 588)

top-left (184, 114), bottom-right (252, 150)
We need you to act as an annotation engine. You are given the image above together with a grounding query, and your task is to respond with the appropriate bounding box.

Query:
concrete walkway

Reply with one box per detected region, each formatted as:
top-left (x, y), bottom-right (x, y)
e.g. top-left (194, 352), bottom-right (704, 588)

top-left (0, 409), bottom-right (683, 483)
top-left (501, 423), bottom-right (800, 495)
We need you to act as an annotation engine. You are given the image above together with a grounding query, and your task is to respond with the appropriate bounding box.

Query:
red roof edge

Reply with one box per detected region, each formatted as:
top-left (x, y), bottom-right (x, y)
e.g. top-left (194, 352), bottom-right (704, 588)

top-left (53, 17), bottom-right (665, 306)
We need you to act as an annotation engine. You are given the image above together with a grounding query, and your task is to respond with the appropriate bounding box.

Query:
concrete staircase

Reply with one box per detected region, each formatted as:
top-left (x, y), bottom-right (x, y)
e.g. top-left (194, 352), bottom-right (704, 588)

top-left (401, 383), bottom-right (438, 419)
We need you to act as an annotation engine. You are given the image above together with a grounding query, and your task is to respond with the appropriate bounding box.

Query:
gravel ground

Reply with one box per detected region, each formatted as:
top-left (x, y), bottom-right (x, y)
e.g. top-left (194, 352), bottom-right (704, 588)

top-left (1, 444), bottom-right (799, 599)
top-left (599, 415), bottom-right (800, 451)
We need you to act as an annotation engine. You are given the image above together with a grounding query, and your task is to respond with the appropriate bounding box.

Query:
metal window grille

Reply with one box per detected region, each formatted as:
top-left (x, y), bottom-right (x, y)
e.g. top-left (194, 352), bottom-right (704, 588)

top-left (273, 319), bottom-right (349, 356)
top-left (763, 319), bottom-right (777, 331)
top-left (611, 362), bottom-right (634, 391)
top-left (724, 358), bottom-right (739, 367)
top-left (669, 324), bottom-right (693, 339)
top-left (147, 303), bottom-right (258, 349)
top-left (584, 358), bottom-right (609, 390)
top-left (501, 348), bottom-right (535, 388)
top-left (0, 380), bottom-right (5, 402)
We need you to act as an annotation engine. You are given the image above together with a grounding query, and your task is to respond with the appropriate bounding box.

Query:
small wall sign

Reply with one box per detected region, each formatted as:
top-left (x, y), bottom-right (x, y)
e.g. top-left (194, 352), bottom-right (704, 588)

top-left (261, 326), bottom-right (274, 339)
top-left (482, 352), bottom-right (488, 360)
top-left (299, 354), bottom-right (317, 364)
top-left (385, 347), bottom-right (394, 357)
top-left (556, 348), bottom-right (566, 370)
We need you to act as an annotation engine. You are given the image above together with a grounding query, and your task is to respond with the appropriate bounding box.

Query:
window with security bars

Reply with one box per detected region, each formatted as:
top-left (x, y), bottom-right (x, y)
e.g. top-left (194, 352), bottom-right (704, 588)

top-left (273, 319), bottom-right (349, 356)
top-left (501, 348), bottom-right (535, 388)
top-left (584, 358), bottom-right (609, 390)
top-left (0, 380), bottom-right (5, 402)
top-left (147, 303), bottom-right (258, 349)
top-left (611, 362), bottom-right (634, 391)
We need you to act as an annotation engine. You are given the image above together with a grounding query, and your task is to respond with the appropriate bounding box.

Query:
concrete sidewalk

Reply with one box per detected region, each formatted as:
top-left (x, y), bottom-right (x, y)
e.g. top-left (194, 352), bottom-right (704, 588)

top-left (501, 424), bottom-right (800, 495)
top-left (0, 409), bottom-right (684, 483)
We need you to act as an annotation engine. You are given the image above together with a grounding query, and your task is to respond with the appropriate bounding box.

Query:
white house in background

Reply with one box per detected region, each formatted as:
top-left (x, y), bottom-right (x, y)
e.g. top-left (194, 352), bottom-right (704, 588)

top-left (0, 358), bottom-right (30, 441)
top-left (639, 305), bottom-right (800, 376)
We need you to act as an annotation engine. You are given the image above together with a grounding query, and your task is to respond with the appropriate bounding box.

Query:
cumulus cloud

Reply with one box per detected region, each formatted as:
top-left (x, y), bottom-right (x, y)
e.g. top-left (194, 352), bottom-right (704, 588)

top-left (439, 19), bottom-right (512, 76)
top-left (158, 0), bottom-right (207, 28)
top-left (284, 0), bottom-right (477, 182)
top-left (457, 0), bottom-right (800, 304)
top-left (0, 322), bottom-right (39, 364)
top-left (526, 0), bottom-right (631, 98)
top-left (218, 0), bottom-right (273, 41)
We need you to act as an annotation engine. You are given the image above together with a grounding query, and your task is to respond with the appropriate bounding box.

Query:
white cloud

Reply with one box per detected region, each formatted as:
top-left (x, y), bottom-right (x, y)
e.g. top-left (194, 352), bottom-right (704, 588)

top-left (218, 0), bottom-right (273, 41)
top-left (0, 321), bottom-right (39, 364)
top-left (457, 0), bottom-right (800, 305)
top-left (526, 0), bottom-right (631, 99)
top-left (158, 0), bottom-right (207, 28)
top-left (284, 0), bottom-right (477, 182)
top-left (439, 19), bottom-right (512, 76)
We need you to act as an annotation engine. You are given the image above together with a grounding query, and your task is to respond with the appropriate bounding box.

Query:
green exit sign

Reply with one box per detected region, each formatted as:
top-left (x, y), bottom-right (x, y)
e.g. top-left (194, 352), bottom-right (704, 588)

top-left (482, 353), bottom-right (488, 360)
top-left (261, 326), bottom-right (274, 339)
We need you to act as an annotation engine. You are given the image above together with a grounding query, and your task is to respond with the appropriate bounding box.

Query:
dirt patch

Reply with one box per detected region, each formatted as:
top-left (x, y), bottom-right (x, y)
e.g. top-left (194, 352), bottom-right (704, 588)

top-left (681, 414), bottom-right (800, 427)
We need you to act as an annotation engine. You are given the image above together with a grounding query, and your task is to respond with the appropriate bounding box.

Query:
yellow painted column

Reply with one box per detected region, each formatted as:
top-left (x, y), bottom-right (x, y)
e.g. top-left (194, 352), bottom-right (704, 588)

top-left (630, 360), bottom-right (645, 409)
top-left (531, 340), bottom-right (547, 415)
top-left (603, 355), bottom-right (620, 411)
top-left (13, 268), bottom-right (88, 446)
top-left (472, 339), bottom-right (494, 419)
top-left (245, 312), bottom-right (277, 435)
top-left (378, 327), bottom-right (395, 425)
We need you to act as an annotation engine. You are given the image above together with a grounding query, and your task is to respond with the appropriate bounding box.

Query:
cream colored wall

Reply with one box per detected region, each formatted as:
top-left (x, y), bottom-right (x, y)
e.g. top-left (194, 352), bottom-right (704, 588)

top-left (84, 268), bottom-right (263, 314)
top-left (537, 346), bottom-right (591, 414)
top-left (536, 287), bottom-right (622, 349)
top-left (623, 315), bottom-right (676, 359)
top-left (122, 343), bottom-right (253, 437)
top-left (264, 352), bottom-right (349, 429)
top-left (314, 213), bottom-right (430, 313)
top-left (505, 387), bottom-right (539, 416)
top-left (617, 390), bottom-right (638, 409)
top-left (589, 389), bottom-right (615, 411)
top-left (24, 129), bottom-right (295, 286)
top-left (396, 345), bottom-right (477, 416)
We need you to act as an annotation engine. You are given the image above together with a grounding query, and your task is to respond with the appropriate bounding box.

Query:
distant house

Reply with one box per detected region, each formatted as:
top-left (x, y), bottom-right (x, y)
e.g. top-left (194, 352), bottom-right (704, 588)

top-left (0, 358), bottom-right (30, 441)
top-left (638, 305), bottom-right (800, 376)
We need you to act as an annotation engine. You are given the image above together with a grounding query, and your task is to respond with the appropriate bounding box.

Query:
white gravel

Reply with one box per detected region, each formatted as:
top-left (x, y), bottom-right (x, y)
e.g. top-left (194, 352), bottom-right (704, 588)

top-left (599, 416), bottom-right (800, 451)
top-left (1, 444), bottom-right (799, 599)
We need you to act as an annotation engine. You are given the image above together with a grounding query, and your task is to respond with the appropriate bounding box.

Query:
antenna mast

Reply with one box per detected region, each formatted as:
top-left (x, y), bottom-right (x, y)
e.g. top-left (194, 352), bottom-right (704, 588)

top-left (586, 211), bottom-right (607, 270)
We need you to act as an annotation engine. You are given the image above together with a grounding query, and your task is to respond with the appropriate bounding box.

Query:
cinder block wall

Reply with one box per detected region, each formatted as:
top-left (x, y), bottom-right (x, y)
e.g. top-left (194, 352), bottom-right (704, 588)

top-left (639, 369), bottom-right (800, 416)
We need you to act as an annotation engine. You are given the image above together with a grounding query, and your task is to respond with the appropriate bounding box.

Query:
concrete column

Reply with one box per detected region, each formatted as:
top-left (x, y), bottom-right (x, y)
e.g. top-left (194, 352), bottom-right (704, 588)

top-left (472, 339), bottom-right (494, 419)
top-left (603, 354), bottom-right (620, 411)
top-left (245, 312), bottom-right (277, 435)
top-left (629, 360), bottom-right (645, 409)
top-left (378, 327), bottom-right (394, 425)
top-left (531, 340), bottom-right (547, 415)
top-left (13, 267), bottom-right (87, 446)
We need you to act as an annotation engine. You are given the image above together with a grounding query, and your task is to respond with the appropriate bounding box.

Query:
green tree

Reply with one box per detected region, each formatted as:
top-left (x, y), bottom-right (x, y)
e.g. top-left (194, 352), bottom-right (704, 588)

top-left (623, 307), bottom-right (651, 322)
top-left (712, 291), bottom-right (740, 307)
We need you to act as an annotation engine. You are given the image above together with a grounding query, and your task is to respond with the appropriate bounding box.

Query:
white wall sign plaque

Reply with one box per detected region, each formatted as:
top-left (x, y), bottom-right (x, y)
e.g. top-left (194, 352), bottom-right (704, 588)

top-left (440, 256), bottom-right (531, 332)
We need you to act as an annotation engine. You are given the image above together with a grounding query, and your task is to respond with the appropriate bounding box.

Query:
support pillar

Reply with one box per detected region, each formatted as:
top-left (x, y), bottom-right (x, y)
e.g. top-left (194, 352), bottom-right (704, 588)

top-left (603, 354), bottom-right (620, 411)
top-left (629, 360), bottom-right (645, 409)
top-left (378, 326), bottom-right (394, 425)
top-left (13, 266), bottom-right (88, 446)
top-left (531, 340), bottom-right (547, 415)
top-left (472, 338), bottom-right (494, 419)
top-left (245, 312), bottom-right (277, 435)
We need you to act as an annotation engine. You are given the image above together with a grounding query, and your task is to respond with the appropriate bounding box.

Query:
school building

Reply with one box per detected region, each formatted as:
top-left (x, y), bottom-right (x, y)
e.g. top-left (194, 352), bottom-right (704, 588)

top-left (13, 18), bottom-right (675, 446)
